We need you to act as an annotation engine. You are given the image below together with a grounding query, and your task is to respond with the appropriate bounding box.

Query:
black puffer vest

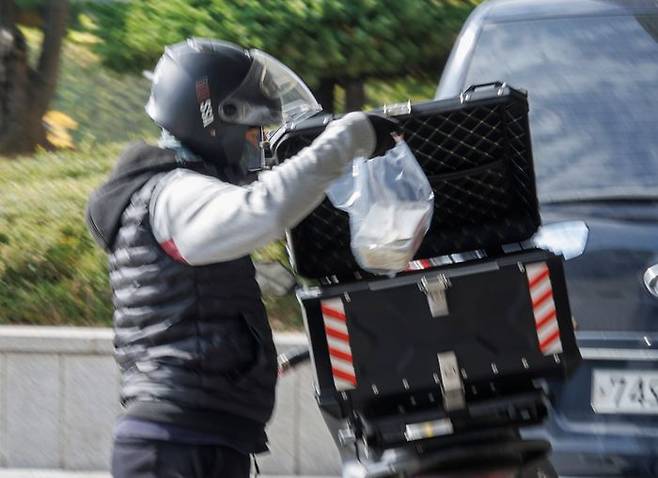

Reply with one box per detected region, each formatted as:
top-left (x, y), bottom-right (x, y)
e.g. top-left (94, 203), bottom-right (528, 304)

top-left (108, 170), bottom-right (277, 435)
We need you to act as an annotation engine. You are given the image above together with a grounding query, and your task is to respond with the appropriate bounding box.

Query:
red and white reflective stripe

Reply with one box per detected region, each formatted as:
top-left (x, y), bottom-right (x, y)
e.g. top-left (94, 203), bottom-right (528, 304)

top-left (321, 297), bottom-right (357, 391)
top-left (526, 262), bottom-right (563, 355)
top-left (406, 258), bottom-right (432, 271)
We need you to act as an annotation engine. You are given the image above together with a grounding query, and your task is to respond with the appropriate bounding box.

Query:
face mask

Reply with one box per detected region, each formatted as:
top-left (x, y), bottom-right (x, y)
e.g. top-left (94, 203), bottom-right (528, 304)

top-left (180, 124), bottom-right (266, 184)
top-left (210, 125), bottom-right (264, 185)
top-left (242, 127), bottom-right (265, 172)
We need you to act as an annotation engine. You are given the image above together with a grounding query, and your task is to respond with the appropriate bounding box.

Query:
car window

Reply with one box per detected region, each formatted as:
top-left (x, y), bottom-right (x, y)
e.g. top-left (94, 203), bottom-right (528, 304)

top-left (464, 14), bottom-right (658, 202)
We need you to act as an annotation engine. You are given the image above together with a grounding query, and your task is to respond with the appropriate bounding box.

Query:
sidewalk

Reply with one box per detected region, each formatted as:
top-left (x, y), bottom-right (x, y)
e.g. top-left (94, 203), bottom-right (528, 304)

top-left (0, 471), bottom-right (337, 478)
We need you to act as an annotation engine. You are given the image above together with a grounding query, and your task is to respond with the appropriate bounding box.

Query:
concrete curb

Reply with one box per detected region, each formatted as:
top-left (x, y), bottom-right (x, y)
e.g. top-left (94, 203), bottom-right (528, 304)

top-left (0, 472), bottom-right (108, 478)
top-left (0, 326), bottom-right (114, 354)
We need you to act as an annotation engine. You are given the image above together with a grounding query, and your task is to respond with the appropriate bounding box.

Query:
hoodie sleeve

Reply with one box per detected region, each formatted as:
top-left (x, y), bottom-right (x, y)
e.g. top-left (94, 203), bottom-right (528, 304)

top-left (150, 111), bottom-right (376, 265)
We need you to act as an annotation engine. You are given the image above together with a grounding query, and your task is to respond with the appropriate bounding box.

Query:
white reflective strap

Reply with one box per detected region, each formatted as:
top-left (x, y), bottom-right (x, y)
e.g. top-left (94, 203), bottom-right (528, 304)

top-left (326, 336), bottom-right (352, 354)
top-left (534, 300), bottom-right (556, 324)
top-left (323, 316), bottom-right (348, 335)
top-left (530, 278), bottom-right (552, 303)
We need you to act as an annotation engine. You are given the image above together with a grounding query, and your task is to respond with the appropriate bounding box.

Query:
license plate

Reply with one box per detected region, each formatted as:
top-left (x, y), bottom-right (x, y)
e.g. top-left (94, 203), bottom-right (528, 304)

top-left (592, 369), bottom-right (658, 414)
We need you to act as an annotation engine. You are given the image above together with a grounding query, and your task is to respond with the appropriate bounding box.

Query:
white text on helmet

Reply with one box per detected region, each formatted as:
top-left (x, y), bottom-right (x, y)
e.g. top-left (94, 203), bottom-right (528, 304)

top-left (200, 99), bottom-right (214, 128)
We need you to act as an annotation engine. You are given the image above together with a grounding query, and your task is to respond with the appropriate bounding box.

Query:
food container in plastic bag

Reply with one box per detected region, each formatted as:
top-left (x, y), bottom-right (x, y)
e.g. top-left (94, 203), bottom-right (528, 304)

top-left (327, 139), bottom-right (434, 274)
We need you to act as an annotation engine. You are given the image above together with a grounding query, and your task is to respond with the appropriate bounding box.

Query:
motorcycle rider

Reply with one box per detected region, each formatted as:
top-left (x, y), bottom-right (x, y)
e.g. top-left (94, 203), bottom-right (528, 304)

top-left (85, 38), bottom-right (398, 478)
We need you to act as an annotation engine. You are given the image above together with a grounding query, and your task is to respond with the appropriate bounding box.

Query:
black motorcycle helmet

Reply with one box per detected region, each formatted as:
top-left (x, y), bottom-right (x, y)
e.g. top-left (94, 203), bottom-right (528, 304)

top-left (146, 38), bottom-right (321, 181)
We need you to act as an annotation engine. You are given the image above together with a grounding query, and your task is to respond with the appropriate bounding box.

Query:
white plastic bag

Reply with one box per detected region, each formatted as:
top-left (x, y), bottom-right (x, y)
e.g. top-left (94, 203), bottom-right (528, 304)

top-left (327, 140), bottom-right (434, 275)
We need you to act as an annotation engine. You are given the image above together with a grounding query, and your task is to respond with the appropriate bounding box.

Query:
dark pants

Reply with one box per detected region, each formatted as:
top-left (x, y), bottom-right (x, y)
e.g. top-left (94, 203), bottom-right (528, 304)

top-left (111, 439), bottom-right (251, 478)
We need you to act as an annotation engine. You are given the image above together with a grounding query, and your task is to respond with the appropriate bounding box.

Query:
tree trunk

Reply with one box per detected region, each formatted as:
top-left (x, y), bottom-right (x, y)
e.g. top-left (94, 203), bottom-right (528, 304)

top-left (314, 78), bottom-right (336, 114)
top-left (0, 0), bottom-right (69, 155)
top-left (0, 26), bottom-right (31, 154)
top-left (344, 78), bottom-right (366, 112)
top-left (33, 0), bottom-right (69, 118)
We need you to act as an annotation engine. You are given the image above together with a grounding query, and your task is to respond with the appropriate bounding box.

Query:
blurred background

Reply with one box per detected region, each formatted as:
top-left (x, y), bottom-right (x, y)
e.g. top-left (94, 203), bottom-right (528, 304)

top-left (0, 0), bottom-right (481, 331)
top-left (2, 1), bottom-right (658, 476)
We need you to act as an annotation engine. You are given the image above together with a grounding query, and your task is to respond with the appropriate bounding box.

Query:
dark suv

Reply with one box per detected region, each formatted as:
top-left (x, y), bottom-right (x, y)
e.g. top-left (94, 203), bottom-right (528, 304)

top-left (436, 0), bottom-right (658, 476)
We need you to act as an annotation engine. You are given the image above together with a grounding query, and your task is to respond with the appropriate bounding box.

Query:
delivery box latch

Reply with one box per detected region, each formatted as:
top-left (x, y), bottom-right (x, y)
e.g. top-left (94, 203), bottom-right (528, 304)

top-left (438, 351), bottom-right (466, 411)
top-left (420, 274), bottom-right (451, 318)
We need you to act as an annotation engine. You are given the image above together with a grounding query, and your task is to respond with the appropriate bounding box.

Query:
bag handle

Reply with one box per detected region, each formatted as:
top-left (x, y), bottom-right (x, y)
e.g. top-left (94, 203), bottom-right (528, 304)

top-left (460, 82), bottom-right (507, 102)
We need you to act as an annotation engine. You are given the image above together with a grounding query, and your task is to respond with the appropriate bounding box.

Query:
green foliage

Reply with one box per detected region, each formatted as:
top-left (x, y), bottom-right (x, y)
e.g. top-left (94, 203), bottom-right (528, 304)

top-left (20, 26), bottom-right (158, 145)
top-left (0, 145), bottom-right (119, 326)
top-left (0, 30), bottom-right (305, 329)
top-left (262, 293), bottom-right (304, 331)
top-left (15, 0), bottom-right (44, 9)
top-left (365, 77), bottom-right (438, 108)
top-left (55, 31), bottom-right (158, 144)
top-left (0, 137), bottom-right (303, 328)
top-left (0, 143), bottom-right (303, 328)
top-left (89, 0), bottom-right (479, 85)
top-left (0, 9), bottom-right (474, 328)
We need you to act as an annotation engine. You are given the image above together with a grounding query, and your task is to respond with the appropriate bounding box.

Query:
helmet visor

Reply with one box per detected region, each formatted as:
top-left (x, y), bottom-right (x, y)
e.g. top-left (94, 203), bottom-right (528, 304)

top-left (218, 50), bottom-right (322, 127)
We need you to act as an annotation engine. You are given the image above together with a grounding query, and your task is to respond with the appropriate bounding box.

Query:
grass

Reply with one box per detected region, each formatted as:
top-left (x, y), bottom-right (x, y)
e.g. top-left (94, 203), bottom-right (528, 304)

top-left (0, 145), bottom-right (119, 326)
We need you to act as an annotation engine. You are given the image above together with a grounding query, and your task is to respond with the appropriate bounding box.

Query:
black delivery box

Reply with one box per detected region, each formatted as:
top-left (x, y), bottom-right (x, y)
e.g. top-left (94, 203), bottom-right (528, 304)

top-left (274, 83), bottom-right (581, 449)
top-left (272, 82), bottom-right (540, 280)
top-left (297, 249), bottom-right (580, 447)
